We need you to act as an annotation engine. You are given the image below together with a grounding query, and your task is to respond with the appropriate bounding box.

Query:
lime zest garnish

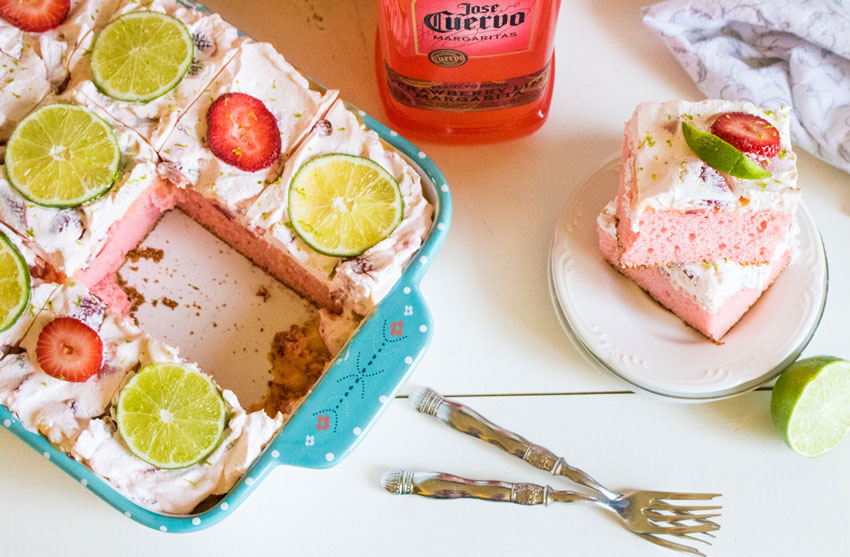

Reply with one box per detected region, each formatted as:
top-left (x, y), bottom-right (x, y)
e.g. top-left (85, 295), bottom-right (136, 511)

top-left (681, 121), bottom-right (772, 180)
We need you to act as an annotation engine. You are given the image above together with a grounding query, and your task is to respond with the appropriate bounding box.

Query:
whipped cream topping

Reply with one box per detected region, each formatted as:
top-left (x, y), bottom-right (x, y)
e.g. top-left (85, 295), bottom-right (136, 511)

top-left (68, 0), bottom-right (245, 150)
top-left (0, 221), bottom-right (59, 352)
top-left (0, 86), bottom-right (159, 277)
top-left (72, 389), bottom-right (282, 514)
top-left (247, 99), bottom-right (434, 315)
top-left (0, 282), bottom-right (179, 451)
top-left (598, 201), bottom-right (796, 314)
top-left (159, 41), bottom-right (338, 212)
top-left (622, 99), bottom-right (800, 231)
top-left (0, 48), bottom-right (50, 148)
top-left (0, 281), bottom-right (283, 513)
top-left (0, 0), bottom-right (121, 88)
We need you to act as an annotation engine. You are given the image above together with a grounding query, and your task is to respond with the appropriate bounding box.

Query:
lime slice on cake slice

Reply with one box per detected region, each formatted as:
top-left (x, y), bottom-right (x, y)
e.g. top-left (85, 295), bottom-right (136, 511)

top-left (681, 121), bottom-right (772, 180)
top-left (288, 154), bottom-right (404, 257)
top-left (90, 12), bottom-right (194, 103)
top-left (771, 357), bottom-right (850, 458)
top-left (5, 104), bottom-right (120, 208)
top-left (117, 363), bottom-right (227, 469)
top-left (0, 232), bottom-right (30, 332)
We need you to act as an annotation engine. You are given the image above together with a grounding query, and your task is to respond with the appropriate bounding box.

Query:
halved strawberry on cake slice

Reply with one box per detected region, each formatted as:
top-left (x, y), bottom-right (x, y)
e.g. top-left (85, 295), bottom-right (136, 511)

top-left (0, 281), bottom-right (148, 450)
top-left (0, 0), bottom-right (122, 90)
top-left (157, 40), bottom-right (338, 215)
top-left (616, 100), bottom-right (800, 267)
top-left (0, 280), bottom-right (283, 515)
top-left (598, 201), bottom-right (795, 342)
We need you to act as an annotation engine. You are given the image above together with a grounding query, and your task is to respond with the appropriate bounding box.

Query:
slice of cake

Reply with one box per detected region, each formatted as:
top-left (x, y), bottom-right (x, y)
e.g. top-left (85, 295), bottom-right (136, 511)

top-left (598, 201), bottom-right (794, 341)
top-left (0, 222), bottom-right (59, 355)
top-left (0, 281), bottom-right (170, 450)
top-left (0, 85), bottom-right (163, 283)
top-left (245, 99), bottom-right (433, 316)
top-left (0, 48), bottom-right (51, 159)
top-left (616, 100), bottom-right (799, 267)
top-left (67, 0), bottom-right (244, 150)
top-left (0, 0), bottom-right (121, 89)
top-left (0, 280), bottom-right (283, 513)
top-left (158, 40), bottom-right (338, 214)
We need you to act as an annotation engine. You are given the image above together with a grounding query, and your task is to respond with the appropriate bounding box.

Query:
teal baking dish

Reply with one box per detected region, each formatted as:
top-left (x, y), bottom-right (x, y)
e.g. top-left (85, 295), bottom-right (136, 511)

top-left (0, 0), bottom-right (452, 533)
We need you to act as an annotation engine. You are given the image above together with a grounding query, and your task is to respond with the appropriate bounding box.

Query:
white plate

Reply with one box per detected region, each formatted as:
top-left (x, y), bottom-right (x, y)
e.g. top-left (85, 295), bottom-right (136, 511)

top-left (549, 156), bottom-right (828, 401)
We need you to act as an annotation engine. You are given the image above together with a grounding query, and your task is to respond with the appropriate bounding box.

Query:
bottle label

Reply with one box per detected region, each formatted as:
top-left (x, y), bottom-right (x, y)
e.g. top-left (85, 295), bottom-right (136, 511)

top-left (384, 60), bottom-right (551, 112)
top-left (413, 1), bottom-right (540, 63)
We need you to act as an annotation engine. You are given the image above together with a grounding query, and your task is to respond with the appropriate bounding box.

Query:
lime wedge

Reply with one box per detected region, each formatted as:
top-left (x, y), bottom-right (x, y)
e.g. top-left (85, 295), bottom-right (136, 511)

top-left (90, 12), bottom-right (193, 103)
top-left (681, 121), bottom-right (772, 180)
top-left (117, 363), bottom-right (226, 469)
top-left (0, 231), bottom-right (30, 332)
top-left (5, 104), bottom-right (120, 208)
top-left (288, 154), bottom-right (404, 257)
top-left (771, 357), bottom-right (850, 458)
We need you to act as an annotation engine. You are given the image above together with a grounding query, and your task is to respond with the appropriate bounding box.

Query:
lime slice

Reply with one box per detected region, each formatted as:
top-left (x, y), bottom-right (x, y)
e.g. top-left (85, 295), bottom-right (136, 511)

top-left (0, 232), bottom-right (30, 332)
top-left (90, 12), bottom-right (193, 103)
top-left (5, 104), bottom-right (120, 208)
top-left (117, 363), bottom-right (226, 469)
top-left (288, 154), bottom-right (404, 257)
top-left (771, 357), bottom-right (850, 458)
top-left (681, 121), bottom-right (772, 180)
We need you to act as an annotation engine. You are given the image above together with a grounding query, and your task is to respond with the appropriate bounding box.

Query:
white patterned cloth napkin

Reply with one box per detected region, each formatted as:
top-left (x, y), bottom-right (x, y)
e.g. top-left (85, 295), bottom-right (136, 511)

top-left (643, 0), bottom-right (850, 174)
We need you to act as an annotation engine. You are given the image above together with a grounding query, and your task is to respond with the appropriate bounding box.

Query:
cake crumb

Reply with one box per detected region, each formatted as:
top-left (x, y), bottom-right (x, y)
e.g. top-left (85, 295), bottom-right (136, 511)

top-left (161, 297), bottom-right (178, 309)
top-left (116, 272), bottom-right (145, 322)
top-left (126, 247), bottom-right (165, 263)
top-left (256, 285), bottom-right (271, 302)
top-left (260, 318), bottom-right (331, 418)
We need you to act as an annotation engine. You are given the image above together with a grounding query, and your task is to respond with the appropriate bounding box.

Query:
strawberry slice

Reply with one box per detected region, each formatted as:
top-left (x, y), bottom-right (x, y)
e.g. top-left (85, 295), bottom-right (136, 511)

top-left (206, 92), bottom-right (282, 172)
top-left (0, 0), bottom-right (70, 33)
top-left (36, 317), bottom-right (103, 382)
top-left (710, 112), bottom-right (780, 159)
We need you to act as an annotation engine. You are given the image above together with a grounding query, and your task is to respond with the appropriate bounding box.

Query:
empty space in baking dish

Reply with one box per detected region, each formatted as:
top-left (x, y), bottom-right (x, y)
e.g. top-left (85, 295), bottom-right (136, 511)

top-left (118, 210), bottom-right (317, 409)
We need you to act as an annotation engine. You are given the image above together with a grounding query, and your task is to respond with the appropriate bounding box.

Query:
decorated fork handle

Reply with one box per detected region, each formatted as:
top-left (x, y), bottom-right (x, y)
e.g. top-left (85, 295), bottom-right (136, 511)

top-left (410, 388), bottom-right (619, 500)
top-left (380, 469), bottom-right (598, 506)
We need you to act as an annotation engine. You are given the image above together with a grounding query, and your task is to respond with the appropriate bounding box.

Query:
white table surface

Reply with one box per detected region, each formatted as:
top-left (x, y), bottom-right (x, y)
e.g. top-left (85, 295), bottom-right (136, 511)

top-left (3, 0), bottom-right (850, 555)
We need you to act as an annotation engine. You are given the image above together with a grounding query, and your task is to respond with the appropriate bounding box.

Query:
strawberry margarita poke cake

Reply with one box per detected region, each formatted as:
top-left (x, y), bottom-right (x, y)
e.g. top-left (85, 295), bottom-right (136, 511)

top-left (0, 0), bottom-right (434, 514)
top-left (601, 99), bottom-right (800, 341)
top-left (597, 201), bottom-right (796, 342)
top-left (616, 99), bottom-right (799, 267)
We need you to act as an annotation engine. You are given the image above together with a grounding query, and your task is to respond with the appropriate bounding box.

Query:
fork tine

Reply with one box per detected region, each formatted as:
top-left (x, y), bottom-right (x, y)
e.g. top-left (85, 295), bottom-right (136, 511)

top-left (670, 532), bottom-right (713, 546)
top-left (658, 522), bottom-right (722, 536)
top-left (651, 502), bottom-right (723, 512)
top-left (637, 533), bottom-right (705, 556)
top-left (646, 511), bottom-right (723, 523)
top-left (654, 492), bottom-right (722, 501)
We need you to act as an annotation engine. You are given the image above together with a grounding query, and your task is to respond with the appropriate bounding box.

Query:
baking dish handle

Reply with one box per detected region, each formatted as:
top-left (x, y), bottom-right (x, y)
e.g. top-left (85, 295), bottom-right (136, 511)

top-left (269, 280), bottom-right (433, 469)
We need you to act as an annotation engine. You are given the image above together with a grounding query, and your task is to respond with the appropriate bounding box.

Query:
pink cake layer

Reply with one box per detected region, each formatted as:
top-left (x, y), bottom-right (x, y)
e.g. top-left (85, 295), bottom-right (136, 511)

top-left (598, 220), bottom-right (791, 342)
top-left (74, 179), bottom-right (344, 316)
top-left (74, 180), bottom-right (178, 289)
top-left (616, 141), bottom-right (792, 267)
top-left (173, 187), bottom-right (343, 314)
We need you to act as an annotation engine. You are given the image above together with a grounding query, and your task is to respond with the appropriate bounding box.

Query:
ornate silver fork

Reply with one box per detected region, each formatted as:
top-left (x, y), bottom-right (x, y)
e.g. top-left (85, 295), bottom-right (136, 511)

top-left (384, 387), bottom-right (722, 555)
